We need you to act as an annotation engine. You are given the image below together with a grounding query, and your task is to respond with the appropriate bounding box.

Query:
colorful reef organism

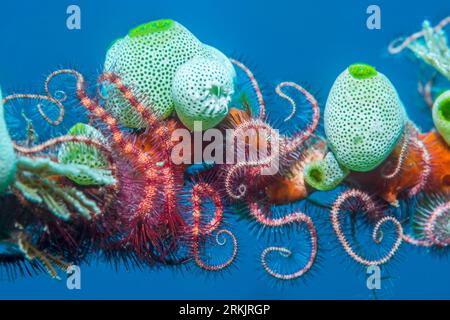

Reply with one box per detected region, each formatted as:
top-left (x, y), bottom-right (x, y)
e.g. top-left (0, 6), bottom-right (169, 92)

top-left (172, 57), bottom-right (234, 131)
top-left (432, 90), bottom-right (450, 146)
top-left (304, 63), bottom-right (406, 191)
top-left (411, 192), bottom-right (450, 248)
top-left (0, 80), bottom-right (118, 278)
top-left (0, 16), bottom-right (449, 288)
top-left (389, 16), bottom-right (450, 81)
top-left (103, 19), bottom-right (235, 130)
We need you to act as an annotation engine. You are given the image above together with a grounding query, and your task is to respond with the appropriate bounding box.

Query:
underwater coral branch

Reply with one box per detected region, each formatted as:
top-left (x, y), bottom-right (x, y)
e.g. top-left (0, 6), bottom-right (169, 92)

top-left (389, 16), bottom-right (450, 80)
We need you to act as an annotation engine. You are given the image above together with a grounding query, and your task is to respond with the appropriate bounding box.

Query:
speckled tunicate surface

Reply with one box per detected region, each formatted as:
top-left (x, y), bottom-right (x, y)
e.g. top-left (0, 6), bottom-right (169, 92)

top-left (324, 65), bottom-right (406, 172)
top-left (203, 45), bottom-right (236, 80)
top-left (172, 57), bottom-right (234, 131)
top-left (104, 19), bottom-right (212, 128)
top-left (304, 152), bottom-right (349, 191)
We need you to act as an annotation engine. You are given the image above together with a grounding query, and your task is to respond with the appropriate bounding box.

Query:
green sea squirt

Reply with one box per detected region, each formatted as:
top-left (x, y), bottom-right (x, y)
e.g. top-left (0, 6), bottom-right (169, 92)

top-left (432, 90), bottom-right (450, 146)
top-left (304, 64), bottom-right (407, 191)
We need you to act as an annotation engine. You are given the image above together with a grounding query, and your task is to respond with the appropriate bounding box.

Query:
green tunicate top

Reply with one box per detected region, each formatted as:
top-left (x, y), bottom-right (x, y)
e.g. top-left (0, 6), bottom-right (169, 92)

top-left (348, 63), bottom-right (378, 79)
top-left (129, 19), bottom-right (175, 37)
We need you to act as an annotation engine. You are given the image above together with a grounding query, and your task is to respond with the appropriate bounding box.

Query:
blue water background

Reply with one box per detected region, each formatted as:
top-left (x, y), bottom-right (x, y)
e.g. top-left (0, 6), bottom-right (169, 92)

top-left (0, 0), bottom-right (449, 299)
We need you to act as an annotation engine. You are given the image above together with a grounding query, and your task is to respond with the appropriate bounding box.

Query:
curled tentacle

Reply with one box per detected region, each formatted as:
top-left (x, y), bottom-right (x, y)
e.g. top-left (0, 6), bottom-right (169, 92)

top-left (3, 93), bottom-right (66, 126)
top-left (284, 84), bottom-right (320, 153)
top-left (275, 82), bottom-right (297, 122)
top-left (382, 124), bottom-right (411, 179)
top-left (228, 61), bottom-right (319, 152)
top-left (331, 189), bottom-right (403, 266)
top-left (418, 75), bottom-right (436, 109)
top-left (192, 183), bottom-right (224, 235)
top-left (402, 234), bottom-right (433, 247)
top-left (224, 164), bottom-right (250, 200)
top-left (14, 135), bottom-right (109, 156)
top-left (230, 59), bottom-right (266, 120)
top-left (250, 202), bottom-right (318, 280)
top-left (225, 119), bottom-right (281, 200)
top-left (192, 183), bottom-right (237, 271)
top-left (408, 137), bottom-right (431, 197)
top-left (194, 230), bottom-right (238, 271)
top-left (2, 69), bottom-right (75, 126)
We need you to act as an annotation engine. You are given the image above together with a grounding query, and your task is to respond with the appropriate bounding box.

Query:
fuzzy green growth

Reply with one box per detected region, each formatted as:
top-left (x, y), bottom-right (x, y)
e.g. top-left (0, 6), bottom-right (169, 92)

top-left (304, 152), bottom-right (349, 191)
top-left (129, 19), bottom-right (174, 38)
top-left (58, 123), bottom-right (112, 186)
top-left (348, 63), bottom-right (377, 79)
top-left (69, 122), bottom-right (91, 135)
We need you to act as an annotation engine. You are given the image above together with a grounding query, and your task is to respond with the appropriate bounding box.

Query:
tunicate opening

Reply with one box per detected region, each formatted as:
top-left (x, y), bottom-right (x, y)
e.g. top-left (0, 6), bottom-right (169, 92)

top-left (210, 85), bottom-right (222, 97)
top-left (438, 97), bottom-right (450, 121)
top-left (308, 167), bottom-right (323, 184)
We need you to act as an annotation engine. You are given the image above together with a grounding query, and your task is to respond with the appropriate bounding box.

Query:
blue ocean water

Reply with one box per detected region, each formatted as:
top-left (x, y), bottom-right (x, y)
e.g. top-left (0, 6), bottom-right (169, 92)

top-left (0, 0), bottom-right (449, 299)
